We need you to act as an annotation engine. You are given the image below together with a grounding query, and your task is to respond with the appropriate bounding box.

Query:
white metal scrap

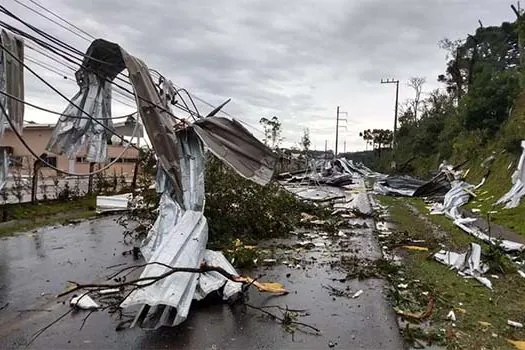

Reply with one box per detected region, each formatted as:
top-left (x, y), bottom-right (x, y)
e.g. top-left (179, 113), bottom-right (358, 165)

top-left (496, 140), bottom-right (525, 209)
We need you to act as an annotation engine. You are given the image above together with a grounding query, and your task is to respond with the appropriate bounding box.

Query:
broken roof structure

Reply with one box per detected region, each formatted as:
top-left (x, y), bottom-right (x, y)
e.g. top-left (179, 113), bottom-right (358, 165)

top-left (496, 140), bottom-right (525, 209)
top-left (0, 29), bottom-right (24, 190)
top-left (47, 39), bottom-right (277, 328)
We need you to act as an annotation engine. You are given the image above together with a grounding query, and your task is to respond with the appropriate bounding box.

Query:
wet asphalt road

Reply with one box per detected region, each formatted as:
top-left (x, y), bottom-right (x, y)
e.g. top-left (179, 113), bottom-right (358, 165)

top-left (0, 183), bottom-right (403, 349)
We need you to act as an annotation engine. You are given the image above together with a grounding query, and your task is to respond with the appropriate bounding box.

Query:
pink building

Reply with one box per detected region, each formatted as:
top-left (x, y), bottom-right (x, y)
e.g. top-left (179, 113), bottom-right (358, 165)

top-left (0, 121), bottom-right (143, 178)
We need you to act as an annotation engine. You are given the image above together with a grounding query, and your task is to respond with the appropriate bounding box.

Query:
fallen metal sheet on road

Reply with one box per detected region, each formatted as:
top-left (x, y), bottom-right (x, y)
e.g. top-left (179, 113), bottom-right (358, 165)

top-left (334, 192), bottom-right (373, 216)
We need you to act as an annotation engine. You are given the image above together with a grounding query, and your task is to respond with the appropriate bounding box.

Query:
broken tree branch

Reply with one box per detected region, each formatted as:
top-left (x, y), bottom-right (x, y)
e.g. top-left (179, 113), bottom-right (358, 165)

top-left (245, 304), bottom-right (320, 334)
top-left (59, 263), bottom-right (238, 298)
top-left (60, 262), bottom-right (288, 298)
top-left (25, 309), bottom-right (73, 348)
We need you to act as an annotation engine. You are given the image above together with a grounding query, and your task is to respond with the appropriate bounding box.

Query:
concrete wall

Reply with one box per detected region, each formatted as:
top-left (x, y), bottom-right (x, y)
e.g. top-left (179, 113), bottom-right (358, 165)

top-left (0, 125), bottom-right (139, 177)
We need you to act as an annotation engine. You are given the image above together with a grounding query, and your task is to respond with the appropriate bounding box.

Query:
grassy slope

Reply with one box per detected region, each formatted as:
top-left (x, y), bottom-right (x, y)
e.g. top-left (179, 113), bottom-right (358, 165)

top-left (459, 92), bottom-right (525, 235)
top-left (0, 197), bottom-right (96, 236)
top-left (378, 195), bottom-right (525, 349)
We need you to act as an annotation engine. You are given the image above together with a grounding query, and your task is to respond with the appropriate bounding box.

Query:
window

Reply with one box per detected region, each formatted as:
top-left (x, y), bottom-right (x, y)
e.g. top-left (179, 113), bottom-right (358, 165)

top-left (42, 156), bottom-right (57, 167)
top-left (9, 156), bottom-right (23, 168)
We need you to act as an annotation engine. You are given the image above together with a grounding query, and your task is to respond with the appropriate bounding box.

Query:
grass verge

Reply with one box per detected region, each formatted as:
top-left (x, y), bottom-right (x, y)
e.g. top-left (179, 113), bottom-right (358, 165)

top-left (0, 197), bottom-right (96, 236)
top-left (377, 195), bottom-right (525, 350)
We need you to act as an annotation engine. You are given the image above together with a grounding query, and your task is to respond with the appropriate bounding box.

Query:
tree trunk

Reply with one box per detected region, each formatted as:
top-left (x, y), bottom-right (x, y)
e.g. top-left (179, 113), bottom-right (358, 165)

top-left (131, 159), bottom-right (140, 197)
top-left (87, 162), bottom-right (95, 195)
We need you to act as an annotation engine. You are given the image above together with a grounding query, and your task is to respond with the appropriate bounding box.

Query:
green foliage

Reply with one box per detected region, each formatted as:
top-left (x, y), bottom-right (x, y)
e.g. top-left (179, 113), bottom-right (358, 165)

top-left (359, 129), bottom-right (393, 156)
top-left (204, 155), bottom-right (315, 247)
top-left (300, 128), bottom-right (311, 155)
top-left (459, 69), bottom-right (519, 134)
top-left (259, 116), bottom-right (282, 150)
top-left (356, 18), bottom-right (524, 179)
top-left (223, 239), bottom-right (260, 268)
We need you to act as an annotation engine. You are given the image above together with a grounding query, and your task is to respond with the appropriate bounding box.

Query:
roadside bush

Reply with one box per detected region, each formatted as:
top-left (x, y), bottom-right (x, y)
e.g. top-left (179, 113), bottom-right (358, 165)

top-left (204, 155), bottom-right (316, 246)
top-left (119, 153), bottom-right (317, 249)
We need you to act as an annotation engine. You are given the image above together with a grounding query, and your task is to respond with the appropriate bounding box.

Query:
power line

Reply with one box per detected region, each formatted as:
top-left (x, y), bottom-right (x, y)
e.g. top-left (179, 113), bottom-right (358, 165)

top-left (2, 3), bottom-right (265, 137)
top-left (0, 40), bottom-right (140, 151)
top-left (9, 0), bottom-right (92, 42)
top-left (24, 54), bottom-right (138, 109)
top-left (0, 18), bottom-right (186, 119)
top-left (25, 0), bottom-right (96, 40)
top-left (0, 90), bottom-right (135, 120)
top-left (2, 4), bottom-right (217, 123)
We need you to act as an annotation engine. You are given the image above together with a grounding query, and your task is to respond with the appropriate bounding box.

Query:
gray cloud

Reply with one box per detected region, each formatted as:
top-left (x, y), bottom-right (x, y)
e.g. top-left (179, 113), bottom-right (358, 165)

top-left (3, 0), bottom-right (516, 151)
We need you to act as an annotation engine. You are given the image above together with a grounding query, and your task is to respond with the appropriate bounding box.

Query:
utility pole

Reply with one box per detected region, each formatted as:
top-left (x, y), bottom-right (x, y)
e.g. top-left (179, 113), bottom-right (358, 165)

top-left (335, 106), bottom-right (339, 157)
top-left (334, 106), bottom-right (347, 157)
top-left (324, 139), bottom-right (327, 159)
top-left (343, 140), bottom-right (346, 154)
top-left (381, 78), bottom-right (399, 148)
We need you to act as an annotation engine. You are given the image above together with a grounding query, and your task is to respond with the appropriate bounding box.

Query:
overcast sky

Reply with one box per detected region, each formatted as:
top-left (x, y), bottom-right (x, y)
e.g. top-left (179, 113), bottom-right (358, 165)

top-left (3, 0), bottom-right (518, 152)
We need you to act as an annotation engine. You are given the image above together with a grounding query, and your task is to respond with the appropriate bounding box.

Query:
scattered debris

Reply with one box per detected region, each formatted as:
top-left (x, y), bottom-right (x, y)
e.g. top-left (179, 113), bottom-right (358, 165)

top-left (263, 259), bottom-right (277, 264)
top-left (496, 140), bottom-right (525, 208)
top-left (322, 284), bottom-right (352, 298)
top-left (507, 339), bottom-right (525, 350)
top-left (434, 243), bottom-right (492, 289)
top-left (352, 290), bottom-right (363, 299)
top-left (402, 245), bottom-right (429, 252)
top-left (70, 295), bottom-right (99, 310)
top-left (96, 193), bottom-right (132, 214)
top-left (98, 288), bottom-right (120, 295)
top-left (446, 310), bottom-right (456, 322)
top-left (508, 320), bottom-right (524, 328)
top-left (394, 297), bottom-right (434, 321)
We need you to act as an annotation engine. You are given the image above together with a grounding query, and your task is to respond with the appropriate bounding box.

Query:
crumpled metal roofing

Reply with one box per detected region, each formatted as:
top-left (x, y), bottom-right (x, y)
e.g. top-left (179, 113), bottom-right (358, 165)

top-left (46, 71), bottom-right (113, 162)
top-left (0, 29), bottom-right (24, 191)
top-left (496, 140), bottom-right (525, 209)
top-left (0, 29), bottom-right (24, 137)
top-left (62, 39), bottom-right (277, 329)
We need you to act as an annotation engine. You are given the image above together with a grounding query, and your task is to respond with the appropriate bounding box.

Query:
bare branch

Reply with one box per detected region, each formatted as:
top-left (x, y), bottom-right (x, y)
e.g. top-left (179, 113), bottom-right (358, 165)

top-left (59, 263), bottom-right (238, 298)
top-left (245, 303), bottom-right (321, 334)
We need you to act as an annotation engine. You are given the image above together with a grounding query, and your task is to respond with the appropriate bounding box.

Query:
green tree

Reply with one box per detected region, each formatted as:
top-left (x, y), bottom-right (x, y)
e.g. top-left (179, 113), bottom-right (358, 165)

top-left (259, 116), bottom-right (282, 150)
top-left (300, 128), bottom-right (311, 155)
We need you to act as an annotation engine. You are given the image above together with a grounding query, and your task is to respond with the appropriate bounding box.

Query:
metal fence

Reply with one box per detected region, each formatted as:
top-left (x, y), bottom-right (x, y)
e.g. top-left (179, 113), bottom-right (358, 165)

top-left (0, 173), bottom-right (133, 204)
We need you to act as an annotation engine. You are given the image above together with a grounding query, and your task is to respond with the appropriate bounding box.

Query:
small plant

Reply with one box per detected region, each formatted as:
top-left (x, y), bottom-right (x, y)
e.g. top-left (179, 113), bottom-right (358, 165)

top-left (11, 169), bottom-right (25, 203)
top-left (58, 181), bottom-right (71, 200)
top-left (119, 169), bottom-right (127, 191)
top-left (112, 169), bottom-right (118, 193)
top-left (0, 187), bottom-right (8, 204)
top-left (223, 239), bottom-right (259, 268)
top-left (72, 176), bottom-right (82, 198)
top-left (38, 171), bottom-right (48, 201)
top-left (52, 177), bottom-right (60, 199)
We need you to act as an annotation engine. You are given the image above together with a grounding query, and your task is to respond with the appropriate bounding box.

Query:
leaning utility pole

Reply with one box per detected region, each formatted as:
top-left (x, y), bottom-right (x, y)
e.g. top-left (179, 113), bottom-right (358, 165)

top-left (381, 78), bottom-right (399, 148)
